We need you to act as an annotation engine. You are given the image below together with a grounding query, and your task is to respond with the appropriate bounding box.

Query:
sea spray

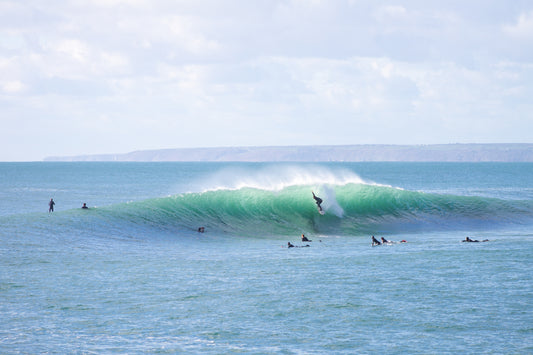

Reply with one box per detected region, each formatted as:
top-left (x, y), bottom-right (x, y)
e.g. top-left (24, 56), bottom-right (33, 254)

top-left (196, 164), bottom-right (377, 192)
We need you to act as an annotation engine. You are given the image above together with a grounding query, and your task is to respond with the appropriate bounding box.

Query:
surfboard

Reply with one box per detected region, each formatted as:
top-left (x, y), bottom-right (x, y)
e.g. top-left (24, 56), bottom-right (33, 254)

top-left (318, 209), bottom-right (325, 215)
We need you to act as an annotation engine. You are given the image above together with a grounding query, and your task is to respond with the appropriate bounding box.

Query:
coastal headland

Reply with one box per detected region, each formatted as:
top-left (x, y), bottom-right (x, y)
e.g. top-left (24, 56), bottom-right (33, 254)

top-left (44, 143), bottom-right (533, 162)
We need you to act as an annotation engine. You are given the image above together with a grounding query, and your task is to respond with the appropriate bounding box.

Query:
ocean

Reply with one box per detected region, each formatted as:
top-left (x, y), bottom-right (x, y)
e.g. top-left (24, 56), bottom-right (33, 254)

top-left (1, 162), bottom-right (532, 354)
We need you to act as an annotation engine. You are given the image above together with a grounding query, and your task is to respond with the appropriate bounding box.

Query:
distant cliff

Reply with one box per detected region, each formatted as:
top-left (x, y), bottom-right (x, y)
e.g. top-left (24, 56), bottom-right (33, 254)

top-left (44, 144), bottom-right (533, 162)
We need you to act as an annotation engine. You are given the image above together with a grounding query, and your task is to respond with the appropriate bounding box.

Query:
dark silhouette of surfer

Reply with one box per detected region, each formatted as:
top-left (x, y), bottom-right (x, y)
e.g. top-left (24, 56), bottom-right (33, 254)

top-left (463, 236), bottom-right (489, 243)
top-left (287, 242), bottom-right (310, 248)
top-left (81, 203), bottom-right (88, 209)
top-left (371, 236), bottom-right (381, 246)
top-left (48, 198), bottom-right (55, 213)
top-left (301, 234), bottom-right (311, 242)
top-left (312, 191), bottom-right (323, 212)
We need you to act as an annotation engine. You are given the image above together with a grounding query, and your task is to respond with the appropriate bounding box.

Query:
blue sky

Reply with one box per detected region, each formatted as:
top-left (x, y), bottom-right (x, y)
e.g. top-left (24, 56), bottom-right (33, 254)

top-left (1, 0), bottom-right (532, 161)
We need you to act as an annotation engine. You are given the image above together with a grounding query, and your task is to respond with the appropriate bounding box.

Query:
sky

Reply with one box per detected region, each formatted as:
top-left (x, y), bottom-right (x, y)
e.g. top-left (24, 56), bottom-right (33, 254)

top-left (1, 0), bottom-right (532, 161)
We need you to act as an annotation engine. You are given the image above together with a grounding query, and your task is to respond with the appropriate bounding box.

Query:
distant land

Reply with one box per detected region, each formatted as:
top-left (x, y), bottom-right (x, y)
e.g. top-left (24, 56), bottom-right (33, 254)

top-left (44, 144), bottom-right (533, 162)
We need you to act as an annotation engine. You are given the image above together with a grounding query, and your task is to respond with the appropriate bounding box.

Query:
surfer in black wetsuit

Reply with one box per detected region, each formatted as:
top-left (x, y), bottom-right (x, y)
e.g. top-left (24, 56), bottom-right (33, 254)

top-left (81, 203), bottom-right (88, 209)
top-left (463, 236), bottom-right (489, 242)
top-left (372, 236), bottom-right (381, 246)
top-left (312, 191), bottom-right (323, 212)
top-left (381, 237), bottom-right (390, 244)
top-left (288, 242), bottom-right (295, 248)
top-left (301, 234), bottom-right (311, 242)
top-left (48, 198), bottom-right (55, 213)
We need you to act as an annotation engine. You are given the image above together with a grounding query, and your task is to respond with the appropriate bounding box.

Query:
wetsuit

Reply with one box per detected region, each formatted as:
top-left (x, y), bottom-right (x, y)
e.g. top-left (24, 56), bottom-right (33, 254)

top-left (312, 192), bottom-right (323, 211)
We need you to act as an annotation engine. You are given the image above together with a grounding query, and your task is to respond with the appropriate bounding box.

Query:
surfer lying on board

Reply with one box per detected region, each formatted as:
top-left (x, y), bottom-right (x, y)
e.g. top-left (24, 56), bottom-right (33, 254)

top-left (312, 191), bottom-right (323, 212)
top-left (301, 234), bottom-right (311, 242)
top-left (287, 242), bottom-right (310, 248)
top-left (372, 236), bottom-right (407, 246)
top-left (463, 237), bottom-right (489, 242)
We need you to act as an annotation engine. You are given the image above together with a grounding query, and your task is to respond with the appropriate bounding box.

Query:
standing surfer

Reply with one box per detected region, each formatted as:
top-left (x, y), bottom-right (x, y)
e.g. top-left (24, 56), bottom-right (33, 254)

top-left (48, 198), bottom-right (55, 213)
top-left (312, 191), bottom-right (323, 212)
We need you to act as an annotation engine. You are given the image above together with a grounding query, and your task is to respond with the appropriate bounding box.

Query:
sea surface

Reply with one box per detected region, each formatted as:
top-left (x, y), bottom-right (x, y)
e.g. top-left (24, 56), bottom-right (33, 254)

top-left (1, 162), bottom-right (532, 354)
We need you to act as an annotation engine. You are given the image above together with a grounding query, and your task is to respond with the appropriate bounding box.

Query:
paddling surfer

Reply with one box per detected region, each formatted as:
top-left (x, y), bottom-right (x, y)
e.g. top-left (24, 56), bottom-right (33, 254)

top-left (463, 236), bottom-right (489, 242)
top-left (301, 234), bottom-right (311, 242)
top-left (371, 236), bottom-right (381, 246)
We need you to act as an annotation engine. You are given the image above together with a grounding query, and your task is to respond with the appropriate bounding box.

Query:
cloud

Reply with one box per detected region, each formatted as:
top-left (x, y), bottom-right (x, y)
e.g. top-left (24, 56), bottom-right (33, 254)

top-left (503, 11), bottom-right (533, 38)
top-left (375, 5), bottom-right (408, 21)
top-left (1, 80), bottom-right (25, 93)
top-left (0, 0), bottom-right (532, 160)
top-left (53, 39), bottom-right (89, 62)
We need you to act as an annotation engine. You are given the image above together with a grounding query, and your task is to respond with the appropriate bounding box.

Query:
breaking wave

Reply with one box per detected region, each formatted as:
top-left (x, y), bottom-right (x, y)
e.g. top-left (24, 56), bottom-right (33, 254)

top-left (88, 182), bottom-right (533, 237)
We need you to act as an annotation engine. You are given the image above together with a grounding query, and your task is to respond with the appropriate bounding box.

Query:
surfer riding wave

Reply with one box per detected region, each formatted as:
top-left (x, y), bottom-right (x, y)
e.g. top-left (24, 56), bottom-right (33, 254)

top-left (312, 191), bottom-right (323, 212)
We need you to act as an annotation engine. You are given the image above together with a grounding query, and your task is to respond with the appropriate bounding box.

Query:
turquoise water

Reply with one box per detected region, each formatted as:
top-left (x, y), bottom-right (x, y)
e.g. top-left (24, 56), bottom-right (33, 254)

top-left (1, 162), bottom-right (532, 353)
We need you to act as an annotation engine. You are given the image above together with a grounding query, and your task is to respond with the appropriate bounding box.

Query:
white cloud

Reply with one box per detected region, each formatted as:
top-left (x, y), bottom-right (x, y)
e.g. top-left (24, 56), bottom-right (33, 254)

top-left (115, 13), bottom-right (221, 57)
top-left (53, 39), bottom-right (90, 63)
top-left (375, 5), bottom-right (408, 20)
top-left (163, 16), bottom-right (221, 55)
top-left (1, 80), bottom-right (25, 93)
top-left (0, 0), bottom-right (532, 160)
top-left (503, 11), bottom-right (533, 38)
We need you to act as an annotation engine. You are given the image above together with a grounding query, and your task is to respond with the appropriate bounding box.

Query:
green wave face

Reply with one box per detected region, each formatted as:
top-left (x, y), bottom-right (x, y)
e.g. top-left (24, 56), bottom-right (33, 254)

top-left (99, 183), bottom-right (533, 238)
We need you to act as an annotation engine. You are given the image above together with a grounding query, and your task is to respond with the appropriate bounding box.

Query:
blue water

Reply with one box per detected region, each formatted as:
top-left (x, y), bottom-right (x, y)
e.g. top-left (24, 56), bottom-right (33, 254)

top-left (1, 162), bottom-right (532, 353)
